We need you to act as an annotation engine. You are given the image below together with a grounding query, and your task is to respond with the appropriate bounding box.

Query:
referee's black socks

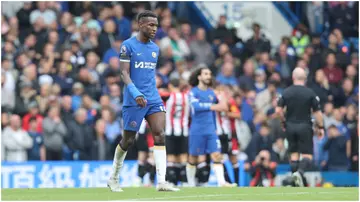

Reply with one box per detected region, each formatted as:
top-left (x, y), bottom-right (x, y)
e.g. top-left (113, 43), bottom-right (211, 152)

top-left (298, 158), bottom-right (312, 175)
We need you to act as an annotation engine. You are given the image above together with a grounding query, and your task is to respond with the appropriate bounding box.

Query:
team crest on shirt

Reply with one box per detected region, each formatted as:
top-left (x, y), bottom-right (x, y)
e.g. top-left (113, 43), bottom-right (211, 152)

top-left (121, 45), bottom-right (127, 54)
top-left (152, 52), bottom-right (157, 58)
top-left (130, 121), bottom-right (137, 128)
top-left (209, 95), bottom-right (214, 101)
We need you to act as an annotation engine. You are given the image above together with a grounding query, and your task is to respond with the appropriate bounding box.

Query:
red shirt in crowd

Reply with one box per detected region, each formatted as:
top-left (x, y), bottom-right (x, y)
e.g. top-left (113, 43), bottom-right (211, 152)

top-left (323, 66), bottom-right (343, 84)
top-left (22, 114), bottom-right (44, 133)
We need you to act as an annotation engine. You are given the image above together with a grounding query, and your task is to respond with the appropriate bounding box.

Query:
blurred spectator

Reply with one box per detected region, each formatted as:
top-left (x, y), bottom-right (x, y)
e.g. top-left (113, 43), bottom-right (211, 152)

top-left (238, 59), bottom-right (255, 91)
top-left (71, 82), bottom-right (85, 111)
top-left (109, 84), bottom-right (122, 116)
top-left (30, 2), bottom-right (57, 26)
top-left (156, 61), bottom-right (172, 88)
top-left (254, 69), bottom-right (267, 93)
top-left (247, 150), bottom-right (276, 187)
top-left (155, 16), bottom-right (171, 41)
top-left (82, 94), bottom-right (100, 125)
top-left (103, 35), bottom-right (122, 64)
top-left (275, 44), bottom-right (295, 83)
top-left (92, 119), bottom-right (112, 160)
top-left (14, 81), bottom-right (37, 116)
top-left (77, 67), bottom-right (100, 100)
top-left (42, 106), bottom-right (67, 160)
top-left (272, 138), bottom-right (288, 164)
top-left (190, 28), bottom-right (215, 67)
top-left (1, 73), bottom-right (15, 113)
top-left (345, 64), bottom-right (358, 86)
top-left (22, 101), bottom-right (44, 133)
top-left (113, 4), bottom-right (131, 40)
top-left (216, 62), bottom-right (238, 86)
top-left (309, 69), bottom-right (330, 110)
top-left (210, 15), bottom-right (234, 46)
top-left (245, 23), bottom-right (271, 57)
top-left (255, 80), bottom-right (278, 114)
top-left (1, 113), bottom-right (10, 130)
top-left (322, 33), bottom-right (349, 68)
top-left (323, 125), bottom-right (349, 171)
top-left (180, 22), bottom-right (195, 45)
top-left (343, 104), bottom-right (357, 131)
top-left (84, 51), bottom-right (101, 84)
top-left (36, 84), bottom-right (51, 115)
top-left (313, 127), bottom-right (328, 170)
top-left (329, 2), bottom-right (357, 37)
top-left (160, 27), bottom-right (190, 62)
top-left (291, 24), bottom-right (310, 57)
top-left (2, 114), bottom-right (33, 162)
top-left (333, 28), bottom-right (351, 55)
top-left (27, 117), bottom-right (46, 161)
top-left (332, 78), bottom-right (353, 107)
top-left (53, 61), bottom-right (74, 95)
top-left (323, 102), bottom-right (336, 129)
top-left (65, 108), bottom-right (94, 160)
top-left (102, 107), bottom-right (122, 144)
top-left (60, 95), bottom-right (74, 127)
top-left (322, 53), bottom-right (343, 85)
top-left (246, 123), bottom-right (275, 162)
top-left (98, 19), bottom-right (117, 57)
top-left (2, 58), bottom-right (16, 92)
top-left (16, 2), bottom-right (32, 42)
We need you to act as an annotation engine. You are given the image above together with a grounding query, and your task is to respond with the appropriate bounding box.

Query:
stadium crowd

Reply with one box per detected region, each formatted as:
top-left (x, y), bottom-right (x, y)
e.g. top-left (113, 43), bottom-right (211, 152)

top-left (1, 1), bottom-right (358, 184)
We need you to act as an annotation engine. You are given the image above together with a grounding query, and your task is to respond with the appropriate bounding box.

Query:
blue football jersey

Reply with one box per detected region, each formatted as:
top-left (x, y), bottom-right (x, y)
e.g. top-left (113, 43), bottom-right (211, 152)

top-left (119, 36), bottom-right (162, 106)
top-left (189, 86), bottom-right (218, 136)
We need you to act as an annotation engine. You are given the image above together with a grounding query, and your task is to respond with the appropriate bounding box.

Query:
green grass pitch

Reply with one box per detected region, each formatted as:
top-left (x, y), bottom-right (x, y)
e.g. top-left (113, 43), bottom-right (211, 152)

top-left (1, 187), bottom-right (358, 201)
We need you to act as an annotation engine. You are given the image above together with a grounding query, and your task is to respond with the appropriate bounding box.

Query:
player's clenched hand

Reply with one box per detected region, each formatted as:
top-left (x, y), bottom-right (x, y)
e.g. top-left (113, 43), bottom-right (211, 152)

top-left (136, 96), bottom-right (147, 108)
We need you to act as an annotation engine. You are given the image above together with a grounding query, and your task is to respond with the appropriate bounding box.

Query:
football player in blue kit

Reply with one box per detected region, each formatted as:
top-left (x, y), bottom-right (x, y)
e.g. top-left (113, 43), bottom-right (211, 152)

top-left (186, 67), bottom-right (236, 187)
top-left (108, 10), bottom-right (179, 192)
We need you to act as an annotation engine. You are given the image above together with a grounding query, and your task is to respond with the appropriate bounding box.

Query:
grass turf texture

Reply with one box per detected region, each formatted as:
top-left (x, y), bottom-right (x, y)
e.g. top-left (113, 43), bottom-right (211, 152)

top-left (2, 187), bottom-right (358, 201)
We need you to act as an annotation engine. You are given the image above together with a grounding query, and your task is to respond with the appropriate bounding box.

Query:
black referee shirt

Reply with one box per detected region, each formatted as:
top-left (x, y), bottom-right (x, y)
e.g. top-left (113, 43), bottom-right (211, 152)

top-left (277, 85), bottom-right (321, 124)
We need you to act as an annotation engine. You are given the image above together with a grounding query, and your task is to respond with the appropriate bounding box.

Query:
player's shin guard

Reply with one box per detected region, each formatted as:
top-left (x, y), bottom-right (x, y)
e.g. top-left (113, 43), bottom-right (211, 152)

top-left (179, 163), bottom-right (187, 183)
top-left (186, 163), bottom-right (196, 187)
top-left (233, 163), bottom-right (239, 185)
top-left (290, 161), bottom-right (299, 173)
top-left (197, 162), bottom-right (209, 185)
top-left (110, 145), bottom-right (127, 180)
top-left (153, 146), bottom-right (167, 184)
top-left (213, 162), bottom-right (226, 186)
top-left (166, 162), bottom-right (178, 185)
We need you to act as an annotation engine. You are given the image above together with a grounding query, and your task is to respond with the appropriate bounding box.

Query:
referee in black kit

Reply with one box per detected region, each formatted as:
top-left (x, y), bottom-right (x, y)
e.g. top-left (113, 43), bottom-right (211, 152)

top-left (276, 67), bottom-right (324, 187)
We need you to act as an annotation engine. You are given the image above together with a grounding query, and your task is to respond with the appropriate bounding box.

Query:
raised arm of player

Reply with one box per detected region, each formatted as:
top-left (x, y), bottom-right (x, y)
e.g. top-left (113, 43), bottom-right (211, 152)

top-left (119, 43), bottom-right (147, 107)
top-left (189, 91), bottom-right (228, 112)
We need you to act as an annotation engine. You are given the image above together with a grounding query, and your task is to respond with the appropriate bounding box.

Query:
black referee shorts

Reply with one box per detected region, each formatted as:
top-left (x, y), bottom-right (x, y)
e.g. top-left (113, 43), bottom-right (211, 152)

top-left (165, 135), bottom-right (188, 155)
top-left (285, 122), bottom-right (313, 155)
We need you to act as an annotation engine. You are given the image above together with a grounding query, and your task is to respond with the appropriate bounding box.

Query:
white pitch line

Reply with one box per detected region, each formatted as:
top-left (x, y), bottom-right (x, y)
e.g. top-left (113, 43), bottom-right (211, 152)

top-left (111, 191), bottom-right (355, 201)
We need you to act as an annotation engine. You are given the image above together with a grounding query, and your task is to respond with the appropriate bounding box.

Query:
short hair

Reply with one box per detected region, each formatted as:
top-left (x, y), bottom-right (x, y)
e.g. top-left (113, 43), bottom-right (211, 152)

top-left (169, 78), bottom-right (180, 88)
top-left (137, 10), bottom-right (157, 23)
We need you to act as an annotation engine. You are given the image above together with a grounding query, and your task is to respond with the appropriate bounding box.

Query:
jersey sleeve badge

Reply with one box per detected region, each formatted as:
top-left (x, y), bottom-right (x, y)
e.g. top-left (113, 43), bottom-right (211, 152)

top-left (152, 52), bottom-right (157, 58)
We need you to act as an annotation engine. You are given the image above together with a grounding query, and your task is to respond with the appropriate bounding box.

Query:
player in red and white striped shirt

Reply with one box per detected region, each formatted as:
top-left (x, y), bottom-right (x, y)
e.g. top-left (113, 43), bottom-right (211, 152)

top-left (165, 78), bottom-right (190, 186)
top-left (215, 85), bottom-right (241, 186)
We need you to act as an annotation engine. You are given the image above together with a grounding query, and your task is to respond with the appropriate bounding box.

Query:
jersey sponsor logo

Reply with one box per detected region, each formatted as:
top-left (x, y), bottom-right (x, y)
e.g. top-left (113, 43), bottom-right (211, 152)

top-left (152, 52), bottom-right (157, 58)
top-left (134, 61), bottom-right (157, 69)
